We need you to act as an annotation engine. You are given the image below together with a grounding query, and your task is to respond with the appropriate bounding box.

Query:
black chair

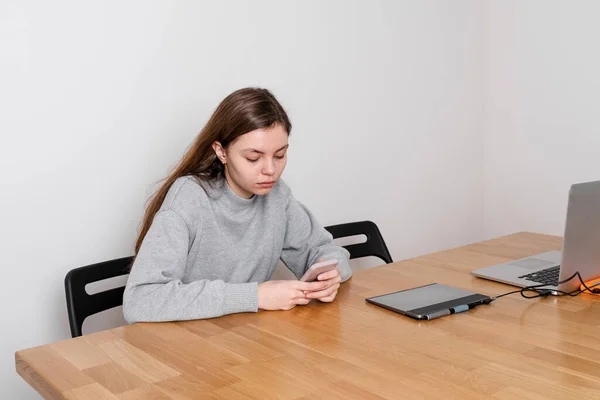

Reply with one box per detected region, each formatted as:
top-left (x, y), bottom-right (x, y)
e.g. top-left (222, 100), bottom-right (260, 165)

top-left (64, 256), bottom-right (133, 337)
top-left (325, 220), bottom-right (393, 264)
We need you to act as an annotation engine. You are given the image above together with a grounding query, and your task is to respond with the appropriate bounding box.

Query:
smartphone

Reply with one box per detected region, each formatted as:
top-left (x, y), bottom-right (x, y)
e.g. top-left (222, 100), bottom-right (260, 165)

top-left (300, 259), bottom-right (339, 282)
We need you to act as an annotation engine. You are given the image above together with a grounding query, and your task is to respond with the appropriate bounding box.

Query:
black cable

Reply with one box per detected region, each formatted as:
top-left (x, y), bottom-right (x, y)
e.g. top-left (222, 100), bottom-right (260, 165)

top-left (486, 271), bottom-right (600, 303)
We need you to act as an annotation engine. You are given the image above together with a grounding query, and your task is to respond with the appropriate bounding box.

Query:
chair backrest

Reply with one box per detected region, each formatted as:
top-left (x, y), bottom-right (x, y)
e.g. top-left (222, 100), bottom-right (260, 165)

top-left (64, 256), bottom-right (133, 337)
top-left (324, 220), bottom-right (393, 264)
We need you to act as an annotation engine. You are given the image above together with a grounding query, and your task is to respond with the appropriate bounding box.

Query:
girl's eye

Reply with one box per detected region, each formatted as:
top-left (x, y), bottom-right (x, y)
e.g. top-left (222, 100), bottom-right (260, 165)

top-left (275, 154), bottom-right (285, 160)
top-left (246, 158), bottom-right (259, 163)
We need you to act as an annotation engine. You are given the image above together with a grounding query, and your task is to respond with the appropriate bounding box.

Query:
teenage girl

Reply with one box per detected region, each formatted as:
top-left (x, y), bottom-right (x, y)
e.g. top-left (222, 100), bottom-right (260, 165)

top-left (123, 87), bottom-right (351, 322)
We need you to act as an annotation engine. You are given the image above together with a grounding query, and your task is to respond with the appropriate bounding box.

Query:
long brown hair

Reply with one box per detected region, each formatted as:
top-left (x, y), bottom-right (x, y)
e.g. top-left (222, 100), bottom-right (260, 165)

top-left (134, 87), bottom-right (292, 254)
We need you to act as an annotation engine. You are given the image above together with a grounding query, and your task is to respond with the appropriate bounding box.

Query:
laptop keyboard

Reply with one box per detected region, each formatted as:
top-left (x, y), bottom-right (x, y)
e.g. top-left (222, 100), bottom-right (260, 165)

top-left (518, 266), bottom-right (560, 286)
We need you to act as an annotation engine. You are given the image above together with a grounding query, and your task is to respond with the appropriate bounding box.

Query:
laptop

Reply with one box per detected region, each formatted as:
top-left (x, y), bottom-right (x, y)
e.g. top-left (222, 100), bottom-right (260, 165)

top-left (471, 180), bottom-right (600, 294)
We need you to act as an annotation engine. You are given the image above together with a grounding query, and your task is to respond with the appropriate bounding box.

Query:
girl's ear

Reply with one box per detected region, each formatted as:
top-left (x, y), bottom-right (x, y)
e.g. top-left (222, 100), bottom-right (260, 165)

top-left (212, 141), bottom-right (226, 164)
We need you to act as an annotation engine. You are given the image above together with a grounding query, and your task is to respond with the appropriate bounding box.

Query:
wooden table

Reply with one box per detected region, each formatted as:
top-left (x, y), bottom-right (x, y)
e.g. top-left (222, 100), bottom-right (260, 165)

top-left (16, 233), bottom-right (600, 399)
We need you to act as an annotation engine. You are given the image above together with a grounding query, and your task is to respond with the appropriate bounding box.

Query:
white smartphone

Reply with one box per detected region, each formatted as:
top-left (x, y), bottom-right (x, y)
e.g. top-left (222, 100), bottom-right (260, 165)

top-left (300, 259), bottom-right (339, 282)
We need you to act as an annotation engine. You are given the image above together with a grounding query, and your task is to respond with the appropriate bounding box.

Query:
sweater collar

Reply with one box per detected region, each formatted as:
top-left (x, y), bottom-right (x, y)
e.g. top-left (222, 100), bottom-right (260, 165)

top-left (220, 180), bottom-right (257, 211)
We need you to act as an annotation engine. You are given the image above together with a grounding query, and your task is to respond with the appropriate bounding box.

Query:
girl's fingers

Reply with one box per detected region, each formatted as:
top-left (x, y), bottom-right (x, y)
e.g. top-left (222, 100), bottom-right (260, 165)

top-left (317, 267), bottom-right (341, 281)
top-left (318, 290), bottom-right (338, 303)
top-left (295, 280), bottom-right (329, 292)
top-left (305, 283), bottom-right (340, 299)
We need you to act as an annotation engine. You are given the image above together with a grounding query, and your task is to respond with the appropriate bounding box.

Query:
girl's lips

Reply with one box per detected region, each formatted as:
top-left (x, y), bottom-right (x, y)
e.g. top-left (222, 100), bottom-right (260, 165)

top-left (258, 181), bottom-right (275, 187)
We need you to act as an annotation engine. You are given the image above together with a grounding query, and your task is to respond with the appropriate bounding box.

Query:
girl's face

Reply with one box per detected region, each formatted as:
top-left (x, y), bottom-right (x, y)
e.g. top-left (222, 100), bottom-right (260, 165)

top-left (212, 124), bottom-right (289, 199)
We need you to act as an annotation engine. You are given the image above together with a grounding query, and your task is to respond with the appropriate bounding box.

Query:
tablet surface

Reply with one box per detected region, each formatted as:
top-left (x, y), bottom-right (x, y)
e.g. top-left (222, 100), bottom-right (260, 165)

top-left (366, 283), bottom-right (491, 320)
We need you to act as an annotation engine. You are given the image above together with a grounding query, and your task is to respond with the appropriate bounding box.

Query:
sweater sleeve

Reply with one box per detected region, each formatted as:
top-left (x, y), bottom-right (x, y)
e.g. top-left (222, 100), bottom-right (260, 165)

top-left (123, 209), bottom-right (258, 323)
top-left (280, 196), bottom-right (352, 282)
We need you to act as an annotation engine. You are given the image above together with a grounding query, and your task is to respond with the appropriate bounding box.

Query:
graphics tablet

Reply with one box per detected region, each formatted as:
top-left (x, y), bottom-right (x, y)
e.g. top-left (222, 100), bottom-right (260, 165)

top-left (365, 283), bottom-right (491, 320)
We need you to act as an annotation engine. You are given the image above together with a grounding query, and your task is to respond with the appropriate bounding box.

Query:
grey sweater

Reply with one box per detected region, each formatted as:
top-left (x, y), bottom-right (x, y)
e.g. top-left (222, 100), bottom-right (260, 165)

top-left (123, 176), bottom-right (351, 323)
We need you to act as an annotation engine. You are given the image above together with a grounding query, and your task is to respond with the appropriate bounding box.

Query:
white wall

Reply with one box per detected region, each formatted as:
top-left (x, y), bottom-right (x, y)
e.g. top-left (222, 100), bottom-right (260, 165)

top-left (483, 0), bottom-right (600, 238)
top-left (0, 1), bottom-right (483, 398)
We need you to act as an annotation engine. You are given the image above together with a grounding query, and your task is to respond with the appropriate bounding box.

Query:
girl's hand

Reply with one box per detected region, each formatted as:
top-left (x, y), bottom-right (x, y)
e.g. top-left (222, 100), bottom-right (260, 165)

top-left (305, 267), bottom-right (342, 303)
top-left (258, 280), bottom-right (328, 310)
